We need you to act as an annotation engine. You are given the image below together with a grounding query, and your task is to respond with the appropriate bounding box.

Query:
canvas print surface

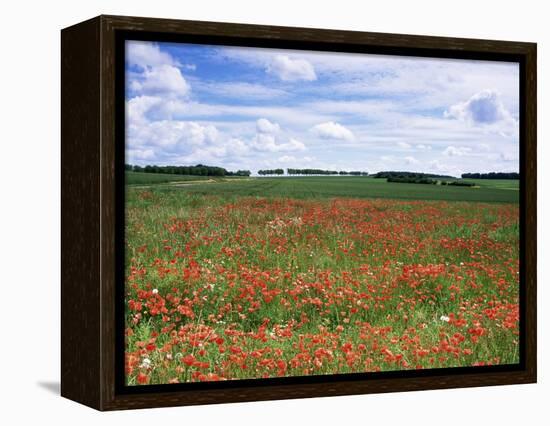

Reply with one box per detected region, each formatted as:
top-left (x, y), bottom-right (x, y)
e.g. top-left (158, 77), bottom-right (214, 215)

top-left (124, 40), bottom-right (520, 386)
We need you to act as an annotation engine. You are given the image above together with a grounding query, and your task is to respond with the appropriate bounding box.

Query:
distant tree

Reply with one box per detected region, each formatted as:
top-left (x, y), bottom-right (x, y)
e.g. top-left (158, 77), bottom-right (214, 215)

top-left (461, 172), bottom-right (519, 180)
top-left (387, 176), bottom-right (437, 184)
top-left (375, 171), bottom-right (453, 179)
top-left (124, 163), bottom-right (255, 177)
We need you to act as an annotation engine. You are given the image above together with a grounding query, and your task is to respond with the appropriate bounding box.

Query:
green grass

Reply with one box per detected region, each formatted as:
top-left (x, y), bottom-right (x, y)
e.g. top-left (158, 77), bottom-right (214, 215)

top-left (460, 178), bottom-right (520, 191)
top-left (154, 176), bottom-right (519, 203)
top-left (125, 171), bottom-right (215, 185)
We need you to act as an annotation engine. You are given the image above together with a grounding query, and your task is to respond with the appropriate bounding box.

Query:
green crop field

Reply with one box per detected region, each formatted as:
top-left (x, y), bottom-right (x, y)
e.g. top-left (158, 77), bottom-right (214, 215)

top-left (125, 171), bottom-right (215, 185)
top-left (460, 178), bottom-right (520, 191)
top-left (137, 176), bottom-right (519, 203)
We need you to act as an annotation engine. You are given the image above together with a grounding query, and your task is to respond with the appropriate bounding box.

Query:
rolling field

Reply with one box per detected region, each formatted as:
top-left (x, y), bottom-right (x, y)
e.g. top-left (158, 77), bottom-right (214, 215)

top-left (126, 171), bottom-right (215, 185)
top-left (140, 176), bottom-right (519, 203)
top-left (124, 177), bottom-right (520, 385)
top-left (461, 178), bottom-right (520, 191)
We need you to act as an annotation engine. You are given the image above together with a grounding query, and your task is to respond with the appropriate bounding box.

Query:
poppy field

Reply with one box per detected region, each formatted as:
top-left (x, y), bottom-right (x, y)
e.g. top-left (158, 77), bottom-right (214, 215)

top-left (124, 179), bottom-right (520, 385)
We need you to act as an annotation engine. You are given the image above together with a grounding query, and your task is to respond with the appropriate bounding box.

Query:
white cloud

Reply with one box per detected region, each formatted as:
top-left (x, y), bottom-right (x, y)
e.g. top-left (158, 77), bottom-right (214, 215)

top-left (278, 155), bottom-right (296, 163)
top-left (127, 148), bottom-right (155, 162)
top-left (499, 152), bottom-right (518, 162)
top-left (227, 138), bottom-right (249, 156)
top-left (443, 145), bottom-right (472, 157)
top-left (251, 134), bottom-right (306, 152)
top-left (267, 55), bottom-right (317, 82)
top-left (128, 120), bottom-right (218, 153)
top-left (126, 41), bottom-right (191, 99)
top-left (256, 118), bottom-right (281, 134)
top-left (126, 41), bottom-right (176, 69)
top-left (286, 138), bottom-right (307, 151)
top-left (139, 65), bottom-right (190, 97)
top-left (444, 90), bottom-right (515, 125)
top-left (311, 121), bottom-right (355, 141)
top-left (397, 141), bottom-right (411, 149)
top-left (404, 156), bottom-right (419, 165)
top-left (126, 95), bottom-right (161, 125)
top-left (415, 144), bottom-right (431, 150)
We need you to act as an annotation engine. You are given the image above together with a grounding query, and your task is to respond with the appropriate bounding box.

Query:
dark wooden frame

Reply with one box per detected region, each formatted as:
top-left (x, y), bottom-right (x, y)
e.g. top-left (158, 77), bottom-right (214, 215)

top-left (61, 14), bottom-right (537, 411)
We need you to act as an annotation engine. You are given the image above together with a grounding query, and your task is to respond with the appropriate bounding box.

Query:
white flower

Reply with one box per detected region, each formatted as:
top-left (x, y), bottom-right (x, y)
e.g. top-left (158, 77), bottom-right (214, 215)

top-left (152, 288), bottom-right (159, 295)
top-left (140, 358), bottom-right (152, 369)
top-left (440, 315), bottom-right (450, 322)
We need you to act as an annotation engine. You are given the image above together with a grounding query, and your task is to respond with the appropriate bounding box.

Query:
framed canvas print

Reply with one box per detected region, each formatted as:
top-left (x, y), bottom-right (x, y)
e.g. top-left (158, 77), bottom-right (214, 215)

top-left (61, 15), bottom-right (536, 410)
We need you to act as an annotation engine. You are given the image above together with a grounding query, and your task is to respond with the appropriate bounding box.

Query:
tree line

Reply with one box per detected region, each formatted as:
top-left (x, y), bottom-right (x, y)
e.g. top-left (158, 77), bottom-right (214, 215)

top-left (258, 169), bottom-right (284, 176)
top-left (125, 164), bottom-right (251, 177)
top-left (374, 171), bottom-right (454, 179)
top-left (461, 172), bottom-right (519, 180)
top-left (386, 176), bottom-right (475, 187)
top-left (257, 168), bottom-right (369, 176)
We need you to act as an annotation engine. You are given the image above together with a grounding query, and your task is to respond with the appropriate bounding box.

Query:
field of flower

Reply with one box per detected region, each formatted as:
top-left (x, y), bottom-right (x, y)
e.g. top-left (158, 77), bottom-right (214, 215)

top-left (124, 179), bottom-right (519, 385)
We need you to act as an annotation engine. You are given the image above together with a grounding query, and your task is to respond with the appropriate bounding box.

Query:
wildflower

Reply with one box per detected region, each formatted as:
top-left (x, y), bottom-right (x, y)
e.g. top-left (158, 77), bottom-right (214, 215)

top-left (136, 372), bottom-right (148, 385)
top-left (440, 315), bottom-right (450, 322)
top-left (139, 358), bottom-right (152, 369)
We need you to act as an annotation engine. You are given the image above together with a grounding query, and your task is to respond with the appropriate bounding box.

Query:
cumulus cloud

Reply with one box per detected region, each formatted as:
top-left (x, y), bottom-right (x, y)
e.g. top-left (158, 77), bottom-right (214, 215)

top-left (126, 41), bottom-right (176, 69)
top-left (251, 134), bottom-right (306, 152)
top-left (397, 141), bottom-right (411, 149)
top-left (256, 118), bottom-right (281, 134)
top-left (267, 55), bottom-right (317, 82)
top-left (126, 148), bottom-right (155, 162)
top-left (126, 41), bottom-right (191, 99)
top-left (138, 65), bottom-right (190, 97)
top-left (444, 90), bottom-right (514, 125)
top-left (286, 138), bottom-right (307, 151)
top-left (128, 120), bottom-right (218, 153)
top-left (227, 138), bottom-right (249, 156)
top-left (311, 121), bottom-right (355, 141)
top-left (126, 95), bottom-right (161, 125)
top-left (443, 145), bottom-right (472, 157)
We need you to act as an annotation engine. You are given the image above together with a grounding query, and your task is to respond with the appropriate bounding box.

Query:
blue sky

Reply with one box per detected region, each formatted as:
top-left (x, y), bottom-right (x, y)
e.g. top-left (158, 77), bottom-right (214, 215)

top-left (125, 40), bottom-right (519, 177)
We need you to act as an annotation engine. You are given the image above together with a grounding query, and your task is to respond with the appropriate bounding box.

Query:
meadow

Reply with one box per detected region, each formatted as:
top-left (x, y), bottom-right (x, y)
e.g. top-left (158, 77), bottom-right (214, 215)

top-left (125, 171), bottom-right (215, 185)
top-left (124, 174), bottom-right (520, 385)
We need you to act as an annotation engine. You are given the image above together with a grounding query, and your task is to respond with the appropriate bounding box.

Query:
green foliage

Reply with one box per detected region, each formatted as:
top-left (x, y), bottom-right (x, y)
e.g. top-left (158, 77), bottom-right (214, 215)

top-left (127, 163), bottom-right (250, 177)
top-left (387, 176), bottom-right (437, 184)
top-left (374, 171), bottom-right (453, 179)
top-left (462, 172), bottom-right (519, 180)
top-left (286, 168), bottom-right (368, 176)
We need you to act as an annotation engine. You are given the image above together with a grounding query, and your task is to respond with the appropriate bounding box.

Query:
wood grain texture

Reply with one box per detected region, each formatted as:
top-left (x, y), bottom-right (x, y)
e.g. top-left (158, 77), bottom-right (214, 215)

top-left (523, 44), bottom-right (537, 381)
top-left (61, 16), bottom-right (102, 410)
top-left (61, 14), bottom-right (537, 411)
